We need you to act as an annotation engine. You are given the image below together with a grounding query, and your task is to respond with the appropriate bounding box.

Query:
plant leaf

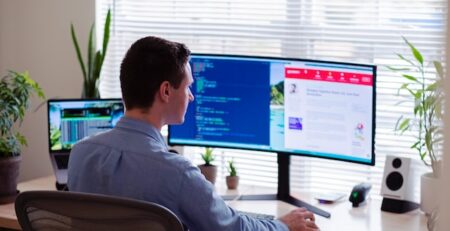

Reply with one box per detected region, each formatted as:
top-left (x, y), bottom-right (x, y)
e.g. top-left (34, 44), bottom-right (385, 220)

top-left (426, 82), bottom-right (437, 92)
top-left (397, 118), bottom-right (410, 132)
top-left (420, 151), bottom-right (427, 160)
top-left (411, 140), bottom-right (420, 149)
top-left (101, 9), bottom-right (112, 66)
top-left (396, 53), bottom-right (416, 67)
top-left (397, 83), bottom-right (409, 95)
top-left (22, 71), bottom-right (45, 99)
top-left (414, 103), bottom-right (423, 116)
top-left (403, 36), bottom-right (424, 65)
top-left (16, 132), bottom-right (27, 147)
top-left (394, 116), bottom-right (403, 131)
top-left (87, 24), bottom-right (95, 83)
top-left (0, 71), bottom-right (43, 155)
top-left (402, 74), bottom-right (419, 83)
top-left (71, 23), bottom-right (87, 81)
top-left (433, 61), bottom-right (444, 80)
top-left (414, 89), bottom-right (423, 100)
top-left (93, 51), bottom-right (102, 80)
top-left (386, 66), bottom-right (410, 71)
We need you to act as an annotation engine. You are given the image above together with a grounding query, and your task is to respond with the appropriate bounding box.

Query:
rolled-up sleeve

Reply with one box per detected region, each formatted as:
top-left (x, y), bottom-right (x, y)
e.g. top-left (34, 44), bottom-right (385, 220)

top-left (177, 165), bottom-right (289, 231)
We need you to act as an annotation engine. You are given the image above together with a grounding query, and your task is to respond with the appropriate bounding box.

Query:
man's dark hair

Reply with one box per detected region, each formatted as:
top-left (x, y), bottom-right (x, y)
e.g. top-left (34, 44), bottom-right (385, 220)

top-left (120, 36), bottom-right (191, 110)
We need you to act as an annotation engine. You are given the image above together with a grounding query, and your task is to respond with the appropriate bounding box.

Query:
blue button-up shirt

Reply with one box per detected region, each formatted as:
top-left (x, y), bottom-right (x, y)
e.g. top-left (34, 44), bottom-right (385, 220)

top-left (68, 117), bottom-right (288, 231)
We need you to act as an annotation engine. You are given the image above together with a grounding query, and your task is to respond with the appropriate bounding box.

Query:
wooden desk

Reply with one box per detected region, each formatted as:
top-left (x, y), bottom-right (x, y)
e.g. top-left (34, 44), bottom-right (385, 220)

top-left (0, 176), bottom-right (56, 230)
top-left (0, 176), bottom-right (427, 230)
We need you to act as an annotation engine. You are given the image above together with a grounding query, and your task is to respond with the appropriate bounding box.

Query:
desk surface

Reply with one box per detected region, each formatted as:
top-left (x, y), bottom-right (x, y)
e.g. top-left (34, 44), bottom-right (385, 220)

top-left (0, 176), bottom-right (427, 231)
top-left (0, 176), bottom-right (56, 230)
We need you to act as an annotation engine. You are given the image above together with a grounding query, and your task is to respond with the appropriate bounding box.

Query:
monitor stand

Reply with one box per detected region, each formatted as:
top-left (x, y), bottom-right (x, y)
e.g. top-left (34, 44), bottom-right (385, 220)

top-left (230, 153), bottom-right (331, 218)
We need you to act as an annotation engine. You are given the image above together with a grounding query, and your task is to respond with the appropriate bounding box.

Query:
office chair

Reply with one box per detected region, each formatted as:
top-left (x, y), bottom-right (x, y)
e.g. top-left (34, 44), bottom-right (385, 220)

top-left (15, 190), bottom-right (184, 231)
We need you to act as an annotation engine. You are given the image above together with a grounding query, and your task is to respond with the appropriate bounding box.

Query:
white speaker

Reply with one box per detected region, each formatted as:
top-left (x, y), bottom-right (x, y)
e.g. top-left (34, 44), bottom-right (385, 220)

top-left (380, 155), bottom-right (419, 213)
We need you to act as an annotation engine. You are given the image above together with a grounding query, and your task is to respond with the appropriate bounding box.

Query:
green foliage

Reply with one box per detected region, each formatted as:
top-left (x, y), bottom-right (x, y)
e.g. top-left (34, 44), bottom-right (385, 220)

top-left (227, 159), bottom-right (237, 177)
top-left (388, 37), bottom-right (444, 176)
top-left (50, 126), bottom-right (62, 150)
top-left (0, 71), bottom-right (45, 157)
top-left (201, 147), bottom-right (215, 166)
top-left (71, 9), bottom-right (111, 98)
top-left (270, 81), bottom-right (284, 105)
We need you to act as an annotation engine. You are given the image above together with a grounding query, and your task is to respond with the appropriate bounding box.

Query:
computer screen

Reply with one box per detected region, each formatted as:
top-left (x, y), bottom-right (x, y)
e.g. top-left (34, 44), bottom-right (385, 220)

top-left (169, 54), bottom-right (376, 165)
top-left (48, 99), bottom-right (124, 152)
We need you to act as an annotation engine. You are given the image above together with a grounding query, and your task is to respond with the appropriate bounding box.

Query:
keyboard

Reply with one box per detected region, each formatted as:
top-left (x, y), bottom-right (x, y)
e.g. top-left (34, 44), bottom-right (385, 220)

top-left (237, 210), bottom-right (275, 220)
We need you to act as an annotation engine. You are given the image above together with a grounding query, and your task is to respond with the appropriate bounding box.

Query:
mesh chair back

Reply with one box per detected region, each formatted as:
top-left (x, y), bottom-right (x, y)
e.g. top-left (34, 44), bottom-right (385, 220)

top-left (15, 191), bottom-right (184, 231)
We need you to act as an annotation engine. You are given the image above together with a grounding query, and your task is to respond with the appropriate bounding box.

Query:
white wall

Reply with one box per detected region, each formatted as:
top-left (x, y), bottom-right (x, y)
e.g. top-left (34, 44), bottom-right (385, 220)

top-left (0, 0), bottom-right (94, 181)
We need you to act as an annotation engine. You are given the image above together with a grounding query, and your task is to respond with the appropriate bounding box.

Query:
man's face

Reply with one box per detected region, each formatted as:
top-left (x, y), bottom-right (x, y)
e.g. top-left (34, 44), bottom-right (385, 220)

top-left (168, 63), bottom-right (194, 124)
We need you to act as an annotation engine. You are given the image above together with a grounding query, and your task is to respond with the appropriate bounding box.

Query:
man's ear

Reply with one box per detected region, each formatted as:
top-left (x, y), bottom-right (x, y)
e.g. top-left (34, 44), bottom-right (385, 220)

top-left (159, 81), bottom-right (171, 103)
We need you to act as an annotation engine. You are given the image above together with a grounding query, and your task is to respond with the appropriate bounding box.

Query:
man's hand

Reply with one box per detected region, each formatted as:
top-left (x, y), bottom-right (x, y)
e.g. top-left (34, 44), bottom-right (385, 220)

top-left (278, 208), bottom-right (319, 231)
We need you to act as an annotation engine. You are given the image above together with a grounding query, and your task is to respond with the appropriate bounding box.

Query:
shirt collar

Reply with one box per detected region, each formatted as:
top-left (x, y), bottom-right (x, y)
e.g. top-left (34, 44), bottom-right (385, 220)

top-left (115, 117), bottom-right (167, 148)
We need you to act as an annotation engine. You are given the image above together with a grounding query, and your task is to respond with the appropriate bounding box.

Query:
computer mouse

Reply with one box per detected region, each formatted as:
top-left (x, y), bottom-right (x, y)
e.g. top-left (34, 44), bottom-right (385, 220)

top-left (349, 182), bottom-right (372, 207)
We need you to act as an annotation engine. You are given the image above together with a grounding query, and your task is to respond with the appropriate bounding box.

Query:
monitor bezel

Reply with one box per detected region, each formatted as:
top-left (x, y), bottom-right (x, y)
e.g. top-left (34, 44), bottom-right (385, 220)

top-left (47, 98), bottom-right (123, 154)
top-left (168, 53), bottom-right (376, 166)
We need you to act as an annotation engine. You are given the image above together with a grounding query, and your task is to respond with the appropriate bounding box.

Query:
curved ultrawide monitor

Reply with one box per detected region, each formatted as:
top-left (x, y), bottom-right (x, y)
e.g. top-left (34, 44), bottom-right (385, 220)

top-left (169, 54), bottom-right (376, 165)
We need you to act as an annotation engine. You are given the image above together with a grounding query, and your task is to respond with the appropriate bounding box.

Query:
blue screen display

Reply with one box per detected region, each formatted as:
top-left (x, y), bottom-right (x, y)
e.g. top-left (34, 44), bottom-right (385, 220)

top-left (169, 54), bottom-right (376, 165)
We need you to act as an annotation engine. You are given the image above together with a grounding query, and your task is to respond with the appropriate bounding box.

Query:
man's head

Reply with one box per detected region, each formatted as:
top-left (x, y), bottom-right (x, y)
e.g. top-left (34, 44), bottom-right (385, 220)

top-left (120, 36), bottom-right (194, 124)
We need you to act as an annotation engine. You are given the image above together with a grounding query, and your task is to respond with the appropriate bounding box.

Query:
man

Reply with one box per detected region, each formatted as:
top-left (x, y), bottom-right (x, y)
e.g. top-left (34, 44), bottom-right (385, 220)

top-left (68, 36), bottom-right (319, 231)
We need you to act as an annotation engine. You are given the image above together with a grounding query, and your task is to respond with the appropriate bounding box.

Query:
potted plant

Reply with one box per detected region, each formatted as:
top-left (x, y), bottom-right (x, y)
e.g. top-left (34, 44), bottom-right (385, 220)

top-left (388, 37), bottom-right (444, 214)
top-left (0, 71), bottom-right (45, 203)
top-left (71, 9), bottom-right (111, 98)
top-left (198, 147), bottom-right (217, 185)
top-left (226, 159), bottom-right (239, 190)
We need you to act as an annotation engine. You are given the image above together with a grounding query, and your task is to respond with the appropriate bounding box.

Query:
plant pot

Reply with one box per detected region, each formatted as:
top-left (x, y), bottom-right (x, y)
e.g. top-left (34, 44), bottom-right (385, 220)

top-left (226, 176), bottom-right (239, 190)
top-left (0, 155), bottom-right (21, 204)
top-left (198, 165), bottom-right (217, 185)
top-left (421, 172), bottom-right (439, 214)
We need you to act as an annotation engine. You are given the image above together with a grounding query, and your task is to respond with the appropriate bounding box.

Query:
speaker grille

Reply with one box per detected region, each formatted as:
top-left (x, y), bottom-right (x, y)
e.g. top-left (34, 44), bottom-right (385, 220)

top-left (386, 171), bottom-right (403, 191)
top-left (392, 158), bottom-right (402, 169)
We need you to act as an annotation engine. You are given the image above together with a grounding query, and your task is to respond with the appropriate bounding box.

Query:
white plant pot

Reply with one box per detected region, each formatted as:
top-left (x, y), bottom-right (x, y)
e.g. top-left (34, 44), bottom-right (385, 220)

top-left (420, 172), bottom-right (439, 214)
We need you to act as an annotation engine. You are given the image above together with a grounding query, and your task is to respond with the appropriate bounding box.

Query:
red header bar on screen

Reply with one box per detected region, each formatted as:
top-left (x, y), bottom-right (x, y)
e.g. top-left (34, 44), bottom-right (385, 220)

top-left (285, 67), bottom-right (373, 86)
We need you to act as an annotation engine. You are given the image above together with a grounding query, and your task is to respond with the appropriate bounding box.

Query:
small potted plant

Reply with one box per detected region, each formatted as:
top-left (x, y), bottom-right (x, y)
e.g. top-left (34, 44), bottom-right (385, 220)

top-left (388, 37), bottom-right (444, 214)
top-left (0, 71), bottom-right (45, 203)
top-left (226, 159), bottom-right (239, 190)
top-left (198, 147), bottom-right (217, 185)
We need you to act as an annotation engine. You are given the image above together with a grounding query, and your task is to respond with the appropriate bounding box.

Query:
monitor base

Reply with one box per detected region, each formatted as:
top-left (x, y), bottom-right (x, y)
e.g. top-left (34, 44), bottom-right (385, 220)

top-left (223, 153), bottom-right (331, 218)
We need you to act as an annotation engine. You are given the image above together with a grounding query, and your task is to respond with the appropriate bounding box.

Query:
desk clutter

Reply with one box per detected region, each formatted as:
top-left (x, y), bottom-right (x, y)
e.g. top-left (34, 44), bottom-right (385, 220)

top-left (314, 192), bottom-right (346, 204)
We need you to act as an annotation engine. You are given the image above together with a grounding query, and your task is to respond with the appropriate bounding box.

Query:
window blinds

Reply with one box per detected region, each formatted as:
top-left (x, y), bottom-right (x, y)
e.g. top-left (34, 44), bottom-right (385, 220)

top-left (97, 0), bottom-right (446, 199)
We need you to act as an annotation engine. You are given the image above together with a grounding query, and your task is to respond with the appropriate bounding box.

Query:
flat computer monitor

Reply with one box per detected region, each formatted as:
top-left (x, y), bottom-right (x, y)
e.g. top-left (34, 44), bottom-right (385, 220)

top-left (48, 98), bottom-right (124, 153)
top-left (169, 54), bottom-right (376, 218)
top-left (169, 54), bottom-right (376, 165)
